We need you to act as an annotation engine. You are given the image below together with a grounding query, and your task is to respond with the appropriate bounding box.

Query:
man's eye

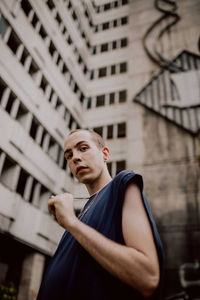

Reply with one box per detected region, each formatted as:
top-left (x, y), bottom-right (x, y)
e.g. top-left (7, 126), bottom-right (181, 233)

top-left (66, 153), bottom-right (72, 160)
top-left (80, 146), bottom-right (88, 151)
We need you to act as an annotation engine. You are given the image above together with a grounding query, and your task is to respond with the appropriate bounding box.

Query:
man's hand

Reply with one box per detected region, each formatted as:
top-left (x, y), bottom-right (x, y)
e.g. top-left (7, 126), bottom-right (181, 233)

top-left (48, 193), bottom-right (77, 229)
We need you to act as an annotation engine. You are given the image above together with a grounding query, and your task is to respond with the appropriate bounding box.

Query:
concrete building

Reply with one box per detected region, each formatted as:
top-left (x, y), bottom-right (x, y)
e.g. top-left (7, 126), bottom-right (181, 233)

top-left (0, 0), bottom-right (199, 298)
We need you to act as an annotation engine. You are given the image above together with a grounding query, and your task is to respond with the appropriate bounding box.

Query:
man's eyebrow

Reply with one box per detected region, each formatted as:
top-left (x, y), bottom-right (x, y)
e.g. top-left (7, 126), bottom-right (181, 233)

top-left (64, 141), bottom-right (87, 154)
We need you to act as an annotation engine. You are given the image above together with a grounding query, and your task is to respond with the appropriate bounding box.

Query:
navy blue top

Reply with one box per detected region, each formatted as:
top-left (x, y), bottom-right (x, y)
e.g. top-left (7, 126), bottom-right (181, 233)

top-left (37, 170), bottom-right (165, 300)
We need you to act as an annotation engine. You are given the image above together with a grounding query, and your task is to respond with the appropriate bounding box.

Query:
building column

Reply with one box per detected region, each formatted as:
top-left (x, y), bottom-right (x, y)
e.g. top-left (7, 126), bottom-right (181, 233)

top-left (18, 252), bottom-right (45, 300)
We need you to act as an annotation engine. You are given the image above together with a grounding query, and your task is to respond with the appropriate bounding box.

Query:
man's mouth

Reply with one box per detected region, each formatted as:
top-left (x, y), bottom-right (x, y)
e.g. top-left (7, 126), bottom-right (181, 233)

top-left (76, 166), bottom-right (88, 174)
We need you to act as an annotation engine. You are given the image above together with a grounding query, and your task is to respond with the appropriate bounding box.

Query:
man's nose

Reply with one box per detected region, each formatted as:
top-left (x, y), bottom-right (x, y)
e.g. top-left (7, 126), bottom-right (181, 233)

top-left (72, 150), bottom-right (82, 163)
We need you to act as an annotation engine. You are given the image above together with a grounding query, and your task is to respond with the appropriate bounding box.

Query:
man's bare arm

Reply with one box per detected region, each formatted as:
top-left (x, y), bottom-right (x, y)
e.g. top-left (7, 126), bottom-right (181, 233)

top-left (48, 183), bottom-right (159, 298)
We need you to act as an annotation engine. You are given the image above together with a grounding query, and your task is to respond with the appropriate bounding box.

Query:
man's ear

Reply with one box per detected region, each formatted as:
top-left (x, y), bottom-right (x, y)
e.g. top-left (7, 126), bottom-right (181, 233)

top-left (102, 147), bottom-right (110, 162)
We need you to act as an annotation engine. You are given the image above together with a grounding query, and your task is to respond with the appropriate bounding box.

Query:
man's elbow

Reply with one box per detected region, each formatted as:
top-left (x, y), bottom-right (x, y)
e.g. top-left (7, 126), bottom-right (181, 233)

top-left (141, 273), bottom-right (159, 298)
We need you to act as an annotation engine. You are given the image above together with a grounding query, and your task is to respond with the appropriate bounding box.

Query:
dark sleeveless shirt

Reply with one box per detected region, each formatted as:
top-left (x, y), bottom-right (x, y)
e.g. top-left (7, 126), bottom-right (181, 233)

top-left (37, 170), bottom-right (165, 300)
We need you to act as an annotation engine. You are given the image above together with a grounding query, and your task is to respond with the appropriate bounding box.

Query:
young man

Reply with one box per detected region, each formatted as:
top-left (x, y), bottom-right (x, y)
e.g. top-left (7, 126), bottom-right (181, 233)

top-left (37, 129), bottom-right (164, 300)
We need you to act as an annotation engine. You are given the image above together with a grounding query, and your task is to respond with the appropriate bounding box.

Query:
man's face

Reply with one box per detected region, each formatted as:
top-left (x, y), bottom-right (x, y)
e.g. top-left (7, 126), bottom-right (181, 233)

top-left (64, 131), bottom-right (106, 184)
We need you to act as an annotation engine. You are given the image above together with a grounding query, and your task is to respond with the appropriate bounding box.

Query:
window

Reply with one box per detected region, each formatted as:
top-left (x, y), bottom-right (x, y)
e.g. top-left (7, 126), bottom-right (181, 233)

top-left (0, 15), bottom-right (9, 38)
top-left (40, 76), bottom-right (48, 93)
top-left (46, 0), bottom-right (55, 10)
top-left (121, 38), bottom-right (128, 48)
top-left (102, 22), bottom-right (109, 30)
top-left (0, 155), bottom-right (16, 189)
top-left (116, 160), bottom-right (126, 174)
top-left (96, 95), bottom-right (105, 107)
top-left (49, 41), bottom-right (56, 56)
top-left (119, 90), bottom-right (127, 103)
top-left (30, 118), bottom-right (39, 140)
top-left (0, 79), bottom-right (7, 100)
top-left (7, 31), bottom-right (21, 54)
top-left (112, 41), bottom-right (117, 49)
top-left (122, 0), bottom-right (128, 4)
top-left (111, 65), bottom-right (116, 75)
top-left (39, 26), bottom-right (47, 39)
top-left (87, 98), bottom-right (92, 109)
top-left (20, 49), bottom-right (29, 66)
top-left (99, 67), bottom-right (107, 78)
top-left (29, 60), bottom-right (39, 78)
top-left (104, 3), bottom-right (110, 11)
top-left (113, 20), bottom-right (117, 27)
top-left (5, 92), bottom-right (15, 115)
top-left (31, 13), bottom-right (39, 28)
top-left (16, 168), bottom-right (29, 197)
top-left (101, 43), bottom-right (108, 52)
top-left (93, 127), bottom-right (103, 137)
top-left (21, 0), bottom-right (32, 17)
top-left (109, 93), bottom-right (115, 104)
top-left (121, 17), bottom-right (128, 25)
top-left (107, 125), bottom-right (113, 139)
top-left (120, 62), bottom-right (127, 73)
top-left (117, 123), bottom-right (126, 138)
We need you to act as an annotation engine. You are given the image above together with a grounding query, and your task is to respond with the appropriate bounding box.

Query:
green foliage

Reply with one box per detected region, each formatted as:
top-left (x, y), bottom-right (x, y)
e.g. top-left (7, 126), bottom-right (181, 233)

top-left (0, 282), bottom-right (17, 300)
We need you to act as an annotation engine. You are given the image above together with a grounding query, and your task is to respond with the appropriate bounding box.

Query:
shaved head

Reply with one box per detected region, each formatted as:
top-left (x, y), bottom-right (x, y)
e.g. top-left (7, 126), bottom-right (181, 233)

top-left (68, 129), bottom-right (105, 149)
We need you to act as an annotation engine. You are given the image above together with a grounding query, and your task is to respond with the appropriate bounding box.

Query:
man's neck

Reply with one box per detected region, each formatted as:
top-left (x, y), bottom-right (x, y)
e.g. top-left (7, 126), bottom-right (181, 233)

top-left (86, 171), bottom-right (112, 196)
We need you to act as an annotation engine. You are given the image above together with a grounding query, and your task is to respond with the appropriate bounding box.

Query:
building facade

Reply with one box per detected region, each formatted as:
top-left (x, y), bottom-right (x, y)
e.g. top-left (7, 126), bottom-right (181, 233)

top-left (0, 0), bottom-right (199, 298)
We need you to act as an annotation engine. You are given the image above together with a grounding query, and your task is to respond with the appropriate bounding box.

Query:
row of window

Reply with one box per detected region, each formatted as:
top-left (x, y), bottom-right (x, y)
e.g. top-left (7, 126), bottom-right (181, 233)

top-left (92, 0), bottom-right (128, 13)
top-left (90, 62), bottom-right (127, 80)
top-left (92, 37), bottom-right (128, 55)
top-left (20, 0), bottom-right (86, 104)
top-left (93, 122), bottom-right (126, 139)
top-left (87, 90), bottom-right (127, 109)
top-left (0, 14), bottom-right (82, 125)
top-left (93, 16), bottom-right (128, 33)
top-left (63, 0), bottom-right (91, 50)
top-left (0, 78), bottom-right (78, 174)
top-left (0, 150), bottom-right (53, 211)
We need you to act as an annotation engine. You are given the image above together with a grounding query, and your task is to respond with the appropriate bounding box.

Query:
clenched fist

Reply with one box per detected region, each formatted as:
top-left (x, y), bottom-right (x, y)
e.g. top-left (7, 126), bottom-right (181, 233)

top-left (48, 193), bottom-right (77, 229)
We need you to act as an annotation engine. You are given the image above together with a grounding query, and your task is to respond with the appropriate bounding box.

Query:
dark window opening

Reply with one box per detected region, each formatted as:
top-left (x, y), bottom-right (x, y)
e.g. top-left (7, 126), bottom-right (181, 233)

top-left (116, 160), bottom-right (126, 174)
top-left (0, 79), bottom-right (7, 100)
top-left (121, 38), bottom-right (128, 47)
top-left (55, 13), bottom-right (62, 25)
top-left (104, 3), bottom-right (111, 10)
top-left (122, 0), bottom-right (128, 5)
top-left (16, 169), bottom-right (29, 197)
top-left (107, 125), bottom-right (113, 139)
top-left (93, 127), bottom-right (103, 137)
top-left (101, 43), bottom-right (108, 52)
top-left (119, 90), bottom-right (127, 103)
top-left (102, 22), bottom-right (109, 30)
top-left (20, 48), bottom-right (29, 66)
top-left (39, 26), bottom-right (47, 39)
top-left (112, 41), bottom-right (117, 49)
top-left (31, 14), bottom-right (39, 28)
top-left (99, 67), bottom-right (107, 78)
top-left (30, 118), bottom-right (38, 140)
top-left (40, 76), bottom-right (48, 93)
top-left (117, 122), bottom-right (126, 138)
top-left (49, 41), bottom-right (56, 56)
top-left (111, 65), bottom-right (116, 75)
top-left (121, 17), bottom-right (128, 25)
top-left (5, 92), bottom-right (15, 114)
top-left (21, 0), bottom-right (32, 17)
top-left (109, 93), bottom-right (115, 104)
top-left (96, 95), bottom-right (105, 107)
top-left (7, 31), bottom-right (21, 54)
top-left (113, 20), bottom-right (117, 27)
top-left (87, 98), bottom-right (92, 109)
top-left (67, 36), bottom-right (72, 45)
top-left (29, 60), bottom-right (39, 77)
top-left (120, 62), bottom-right (127, 73)
top-left (72, 11), bottom-right (77, 21)
top-left (46, 0), bottom-right (55, 10)
top-left (29, 178), bottom-right (37, 203)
